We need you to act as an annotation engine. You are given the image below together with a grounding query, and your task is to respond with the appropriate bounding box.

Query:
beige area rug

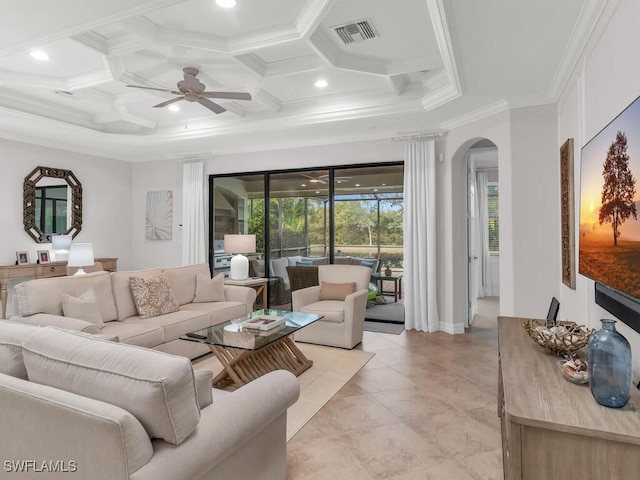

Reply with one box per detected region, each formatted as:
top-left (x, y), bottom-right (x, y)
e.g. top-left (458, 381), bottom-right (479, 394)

top-left (192, 342), bottom-right (374, 441)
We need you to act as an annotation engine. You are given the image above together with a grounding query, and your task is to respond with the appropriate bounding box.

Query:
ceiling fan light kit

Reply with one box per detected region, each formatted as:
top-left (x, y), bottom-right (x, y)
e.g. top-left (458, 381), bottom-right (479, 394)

top-left (128, 67), bottom-right (251, 115)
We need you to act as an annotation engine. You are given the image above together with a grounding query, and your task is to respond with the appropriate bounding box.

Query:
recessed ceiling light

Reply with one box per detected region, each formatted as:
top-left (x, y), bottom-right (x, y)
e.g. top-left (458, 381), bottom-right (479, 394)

top-left (355, 183), bottom-right (360, 187)
top-left (301, 183), bottom-right (307, 187)
top-left (216, 0), bottom-right (236, 8)
top-left (309, 178), bottom-right (319, 183)
top-left (314, 79), bottom-right (328, 88)
top-left (373, 188), bottom-right (379, 192)
top-left (315, 191), bottom-right (320, 194)
top-left (30, 50), bottom-right (49, 61)
top-left (168, 104), bottom-right (180, 112)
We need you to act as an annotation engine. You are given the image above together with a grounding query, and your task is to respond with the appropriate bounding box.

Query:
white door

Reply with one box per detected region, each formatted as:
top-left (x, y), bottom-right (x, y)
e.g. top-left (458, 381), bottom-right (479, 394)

top-left (467, 157), bottom-right (479, 326)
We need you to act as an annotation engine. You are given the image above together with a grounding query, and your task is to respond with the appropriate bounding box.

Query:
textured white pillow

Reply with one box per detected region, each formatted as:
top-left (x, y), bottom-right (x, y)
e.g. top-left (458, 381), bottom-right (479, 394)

top-left (193, 273), bottom-right (226, 303)
top-left (62, 287), bottom-right (104, 327)
top-left (23, 327), bottom-right (200, 445)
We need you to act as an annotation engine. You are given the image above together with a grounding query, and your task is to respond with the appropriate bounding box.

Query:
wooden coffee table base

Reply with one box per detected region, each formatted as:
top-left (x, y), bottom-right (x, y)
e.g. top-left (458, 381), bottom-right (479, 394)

top-left (209, 336), bottom-right (313, 389)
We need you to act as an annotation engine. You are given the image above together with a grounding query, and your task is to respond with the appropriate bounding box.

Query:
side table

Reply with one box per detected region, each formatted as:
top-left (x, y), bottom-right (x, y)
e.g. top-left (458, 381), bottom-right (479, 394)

top-left (224, 277), bottom-right (268, 311)
top-left (371, 273), bottom-right (403, 302)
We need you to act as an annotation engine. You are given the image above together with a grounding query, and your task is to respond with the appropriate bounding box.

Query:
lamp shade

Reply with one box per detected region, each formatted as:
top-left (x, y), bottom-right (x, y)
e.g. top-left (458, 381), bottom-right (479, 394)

top-left (224, 235), bottom-right (255, 280)
top-left (68, 243), bottom-right (94, 275)
top-left (51, 235), bottom-right (72, 250)
top-left (224, 234), bottom-right (256, 254)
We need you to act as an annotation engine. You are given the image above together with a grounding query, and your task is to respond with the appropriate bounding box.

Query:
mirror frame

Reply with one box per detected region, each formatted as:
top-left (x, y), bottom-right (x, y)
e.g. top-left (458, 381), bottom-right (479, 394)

top-left (23, 166), bottom-right (82, 243)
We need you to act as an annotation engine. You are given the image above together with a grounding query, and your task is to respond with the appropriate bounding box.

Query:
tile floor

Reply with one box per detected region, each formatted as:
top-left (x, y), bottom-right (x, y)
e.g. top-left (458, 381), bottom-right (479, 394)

top-left (287, 297), bottom-right (503, 480)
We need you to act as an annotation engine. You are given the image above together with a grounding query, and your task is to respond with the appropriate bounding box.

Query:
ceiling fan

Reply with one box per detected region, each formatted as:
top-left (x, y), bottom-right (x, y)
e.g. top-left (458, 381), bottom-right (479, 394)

top-left (301, 173), bottom-right (352, 185)
top-left (127, 67), bottom-right (251, 114)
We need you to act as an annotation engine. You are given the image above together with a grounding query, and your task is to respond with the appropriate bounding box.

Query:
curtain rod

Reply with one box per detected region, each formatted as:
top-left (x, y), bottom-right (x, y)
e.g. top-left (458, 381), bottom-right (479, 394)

top-left (390, 130), bottom-right (448, 142)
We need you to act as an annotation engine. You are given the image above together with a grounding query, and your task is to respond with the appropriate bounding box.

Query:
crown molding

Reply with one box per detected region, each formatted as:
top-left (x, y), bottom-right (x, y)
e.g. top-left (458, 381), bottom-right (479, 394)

top-left (440, 100), bottom-right (510, 131)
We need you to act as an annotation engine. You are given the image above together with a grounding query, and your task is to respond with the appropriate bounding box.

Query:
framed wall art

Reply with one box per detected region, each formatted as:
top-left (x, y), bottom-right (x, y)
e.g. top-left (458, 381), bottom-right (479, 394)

top-left (145, 190), bottom-right (173, 241)
top-left (560, 138), bottom-right (576, 289)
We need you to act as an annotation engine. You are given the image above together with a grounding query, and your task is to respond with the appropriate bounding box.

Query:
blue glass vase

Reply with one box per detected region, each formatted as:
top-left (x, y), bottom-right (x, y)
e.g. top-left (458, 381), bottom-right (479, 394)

top-left (587, 319), bottom-right (632, 408)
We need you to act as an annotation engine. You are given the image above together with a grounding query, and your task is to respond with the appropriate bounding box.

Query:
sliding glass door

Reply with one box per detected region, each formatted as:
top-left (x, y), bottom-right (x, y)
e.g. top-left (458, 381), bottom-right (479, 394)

top-left (209, 163), bottom-right (403, 307)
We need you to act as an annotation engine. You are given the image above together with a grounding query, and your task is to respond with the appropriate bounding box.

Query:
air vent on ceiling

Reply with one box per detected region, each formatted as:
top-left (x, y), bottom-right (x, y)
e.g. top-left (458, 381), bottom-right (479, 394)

top-left (333, 19), bottom-right (378, 45)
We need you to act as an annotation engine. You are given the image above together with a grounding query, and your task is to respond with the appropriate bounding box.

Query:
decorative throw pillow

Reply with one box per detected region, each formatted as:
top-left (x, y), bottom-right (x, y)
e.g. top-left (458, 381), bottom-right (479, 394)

top-left (251, 259), bottom-right (265, 277)
top-left (129, 274), bottom-right (180, 319)
top-left (296, 260), bottom-right (314, 266)
top-left (319, 281), bottom-right (356, 301)
top-left (62, 287), bottom-right (104, 327)
top-left (360, 260), bottom-right (377, 272)
top-left (193, 273), bottom-right (226, 303)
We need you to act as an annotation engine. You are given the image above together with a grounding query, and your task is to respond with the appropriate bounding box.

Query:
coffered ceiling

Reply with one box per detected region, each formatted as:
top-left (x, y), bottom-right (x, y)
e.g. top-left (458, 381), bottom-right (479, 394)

top-left (0, 0), bottom-right (605, 161)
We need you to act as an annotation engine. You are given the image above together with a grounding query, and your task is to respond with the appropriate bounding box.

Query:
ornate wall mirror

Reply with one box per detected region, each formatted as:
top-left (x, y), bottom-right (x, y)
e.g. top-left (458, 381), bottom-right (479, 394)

top-left (23, 166), bottom-right (82, 243)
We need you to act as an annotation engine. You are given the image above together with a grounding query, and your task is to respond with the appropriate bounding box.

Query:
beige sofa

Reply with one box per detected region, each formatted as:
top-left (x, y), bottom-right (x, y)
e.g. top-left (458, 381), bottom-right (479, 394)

top-left (0, 321), bottom-right (299, 480)
top-left (11, 263), bottom-right (256, 359)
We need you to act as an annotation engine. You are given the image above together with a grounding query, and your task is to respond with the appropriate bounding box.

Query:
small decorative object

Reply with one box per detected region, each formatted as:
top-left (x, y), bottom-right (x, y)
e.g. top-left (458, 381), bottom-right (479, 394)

top-left (556, 356), bottom-right (589, 384)
top-left (588, 319), bottom-right (632, 408)
top-left (243, 315), bottom-right (286, 331)
top-left (385, 266), bottom-right (392, 277)
top-left (37, 250), bottom-right (50, 264)
top-left (224, 234), bottom-right (256, 280)
top-left (16, 251), bottom-right (29, 265)
top-left (67, 243), bottom-right (94, 276)
top-left (523, 319), bottom-right (594, 356)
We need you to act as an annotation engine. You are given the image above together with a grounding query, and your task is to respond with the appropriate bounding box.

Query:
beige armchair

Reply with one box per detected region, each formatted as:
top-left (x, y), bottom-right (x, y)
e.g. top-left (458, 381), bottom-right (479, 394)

top-left (292, 265), bottom-right (370, 349)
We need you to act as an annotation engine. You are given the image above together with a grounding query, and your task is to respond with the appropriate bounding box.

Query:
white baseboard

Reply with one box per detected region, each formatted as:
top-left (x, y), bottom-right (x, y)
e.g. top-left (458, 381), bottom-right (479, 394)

top-left (439, 321), bottom-right (465, 334)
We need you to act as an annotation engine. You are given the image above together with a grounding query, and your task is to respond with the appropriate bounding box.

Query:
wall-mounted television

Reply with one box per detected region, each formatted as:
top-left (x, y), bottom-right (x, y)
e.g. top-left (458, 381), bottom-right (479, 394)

top-left (580, 94), bottom-right (640, 334)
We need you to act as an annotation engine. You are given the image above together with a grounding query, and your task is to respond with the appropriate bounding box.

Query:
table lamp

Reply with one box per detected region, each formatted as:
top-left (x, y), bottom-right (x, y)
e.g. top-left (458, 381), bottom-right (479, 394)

top-left (51, 234), bottom-right (73, 261)
top-left (224, 234), bottom-right (256, 280)
top-left (68, 243), bottom-right (94, 276)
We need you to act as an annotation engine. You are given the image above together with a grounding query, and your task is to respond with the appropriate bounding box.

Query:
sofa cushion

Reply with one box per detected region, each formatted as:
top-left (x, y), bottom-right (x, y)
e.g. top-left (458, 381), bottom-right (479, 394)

top-left (129, 273), bottom-right (180, 319)
top-left (163, 264), bottom-right (210, 306)
top-left (333, 256), bottom-right (353, 265)
top-left (23, 327), bottom-right (201, 445)
top-left (300, 301), bottom-right (346, 323)
top-left (122, 310), bottom-right (210, 343)
top-left (353, 257), bottom-right (380, 273)
top-left (270, 257), bottom-right (290, 290)
top-left (110, 269), bottom-right (162, 321)
top-left (62, 287), bottom-right (104, 327)
top-left (250, 259), bottom-right (265, 277)
top-left (296, 260), bottom-right (314, 266)
top-left (193, 273), bottom-right (226, 303)
top-left (319, 282), bottom-right (356, 301)
top-left (180, 302), bottom-right (247, 327)
top-left (101, 322), bottom-right (165, 348)
top-left (0, 320), bottom-right (39, 379)
top-left (15, 271), bottom-right (117, 321)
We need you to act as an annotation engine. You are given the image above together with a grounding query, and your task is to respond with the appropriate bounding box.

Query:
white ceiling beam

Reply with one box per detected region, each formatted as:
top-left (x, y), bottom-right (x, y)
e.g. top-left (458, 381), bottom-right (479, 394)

top-left (308, 28), bottom-right (387, 75)
top-left (75, 88), bottom-right (114, 105)
top-left (118, 106), bottom-right (156, 128)
top-left (265, 55), bottom-right (326, 77)
top-left (220, 103), bottom-right (246, 117)
top-left (227, 26), bottom-right (301, 55)
top-left (387, 55), bottom-right (442, 76)
top-left (159, 28), bottom-right (228, 54)
top-left (67, 68), bottom-right (114, 90)
top-left (253, 90), bottom-right (282, 112)
top-left (0, 70), bottom-right (67, 90)
top-left (296, 0), bottom-right (339, 38)
top-left (72, 32), bottom-right (109, 55)
top-left (233, 54), bottom-right (266, 77)
top-left (386, 75), bottom-right (407, 96)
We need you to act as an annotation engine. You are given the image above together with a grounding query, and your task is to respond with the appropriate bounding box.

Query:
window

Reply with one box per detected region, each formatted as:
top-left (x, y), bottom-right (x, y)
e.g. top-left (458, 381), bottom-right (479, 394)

top-left (488, 183), bottom-right (499, 253)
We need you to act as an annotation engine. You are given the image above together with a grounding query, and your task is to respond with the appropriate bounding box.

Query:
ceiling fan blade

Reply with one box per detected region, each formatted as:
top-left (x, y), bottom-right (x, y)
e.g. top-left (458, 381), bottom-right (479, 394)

top-left (127, 85), bottom-right (180, 94)
top-left (203, 91), bottom-right (252, 101)
top-left (153, 97), bottom-right (185, 108)
top-left (198, 98), bottom-right (226, 114)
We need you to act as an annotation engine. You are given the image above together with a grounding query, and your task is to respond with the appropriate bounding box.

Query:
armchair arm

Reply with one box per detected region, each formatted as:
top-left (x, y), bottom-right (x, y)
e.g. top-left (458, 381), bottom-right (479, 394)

top-left (292, 285), bottom-right (321, 310)
top-left (223, 286), bottom-right (257, 313)
top-left (131, 370), bottom-right (300, 480)
top-left (343, 288), bottom-right (369, 340)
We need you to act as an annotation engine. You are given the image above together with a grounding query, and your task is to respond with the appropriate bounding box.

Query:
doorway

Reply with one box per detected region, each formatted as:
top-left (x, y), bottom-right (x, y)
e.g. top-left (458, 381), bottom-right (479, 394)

top-left (466, 140), bottom-right (500, 326)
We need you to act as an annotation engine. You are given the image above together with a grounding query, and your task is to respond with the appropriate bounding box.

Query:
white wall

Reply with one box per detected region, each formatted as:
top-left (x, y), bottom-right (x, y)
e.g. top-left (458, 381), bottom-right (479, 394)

top-left (557, 0), bottom-right (640, 378)
top-left (0, 139), bottom-right (133, 268)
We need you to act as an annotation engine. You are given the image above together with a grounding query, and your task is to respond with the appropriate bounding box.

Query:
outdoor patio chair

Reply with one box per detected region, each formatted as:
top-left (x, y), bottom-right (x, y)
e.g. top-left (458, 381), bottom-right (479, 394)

top-left (292, 264), bottom-right (370, 349)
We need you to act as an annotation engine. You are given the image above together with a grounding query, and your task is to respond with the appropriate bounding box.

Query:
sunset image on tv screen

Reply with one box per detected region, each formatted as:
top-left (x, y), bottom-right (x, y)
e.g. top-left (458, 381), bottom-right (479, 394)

top-left (580, 95), bottom-right (640, 298)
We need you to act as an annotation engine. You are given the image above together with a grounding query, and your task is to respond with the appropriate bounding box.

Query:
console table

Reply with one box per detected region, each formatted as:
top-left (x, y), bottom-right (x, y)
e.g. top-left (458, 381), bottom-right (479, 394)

top-left (0, 257), bottom-right (117, 319)
top-left (498, 316), bottom-right (640, 479)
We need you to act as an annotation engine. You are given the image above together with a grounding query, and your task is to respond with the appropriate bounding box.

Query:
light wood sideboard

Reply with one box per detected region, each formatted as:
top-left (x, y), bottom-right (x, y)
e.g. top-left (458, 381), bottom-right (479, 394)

top-left (0, 258), bottom-right (117, 319)
top-left (498, 316), bottom-right (640, 479)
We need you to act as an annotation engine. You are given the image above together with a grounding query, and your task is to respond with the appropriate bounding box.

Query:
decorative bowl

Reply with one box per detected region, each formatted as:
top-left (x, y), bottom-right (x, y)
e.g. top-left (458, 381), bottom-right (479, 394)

top-left (523, 319), bottom-right (595, 356)
top-left (556, 357), bottom-right (589, 384)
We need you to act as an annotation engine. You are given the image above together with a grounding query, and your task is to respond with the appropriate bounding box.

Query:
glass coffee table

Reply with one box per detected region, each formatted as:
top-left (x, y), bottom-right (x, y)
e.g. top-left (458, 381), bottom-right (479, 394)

top-left (182, 309), bottom-right (322, 389)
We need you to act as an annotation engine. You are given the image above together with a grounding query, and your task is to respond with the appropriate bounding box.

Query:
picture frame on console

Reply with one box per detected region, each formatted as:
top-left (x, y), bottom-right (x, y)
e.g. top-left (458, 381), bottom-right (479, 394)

top-left (16, 251), bottom-right (29, 265)
top-left (37, 250), bottom-right (50, 264)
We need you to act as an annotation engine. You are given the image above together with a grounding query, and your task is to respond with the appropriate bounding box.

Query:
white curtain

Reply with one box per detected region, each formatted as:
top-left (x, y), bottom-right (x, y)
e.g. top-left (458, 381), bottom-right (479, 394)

top-left (403, 140), bottom-right (440, 332)
top-left (182, 161), bottom-right (206, 266)
top-left (476, 172), bottom-right (491, 297)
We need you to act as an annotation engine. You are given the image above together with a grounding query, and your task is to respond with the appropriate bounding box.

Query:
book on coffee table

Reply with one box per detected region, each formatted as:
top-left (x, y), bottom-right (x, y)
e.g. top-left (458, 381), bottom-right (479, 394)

top-left (242, 315), bottom-right (286, 331)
